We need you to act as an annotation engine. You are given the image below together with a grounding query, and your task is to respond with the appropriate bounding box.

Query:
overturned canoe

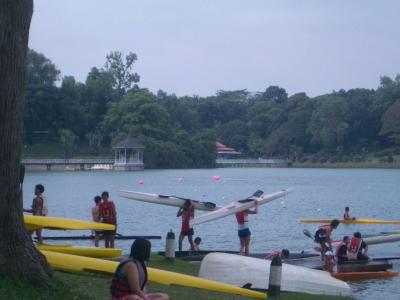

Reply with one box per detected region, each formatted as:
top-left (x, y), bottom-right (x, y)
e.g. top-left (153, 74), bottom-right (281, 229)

top-left (199, 253), bottom-right (351, 297)
top-left (331, 271), bottom-right (398, 281)
top-left (24, 215), bottom-right (115, 231)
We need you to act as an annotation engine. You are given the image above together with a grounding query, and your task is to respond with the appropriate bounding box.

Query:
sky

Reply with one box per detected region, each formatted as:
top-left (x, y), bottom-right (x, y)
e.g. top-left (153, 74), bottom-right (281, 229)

top-left (29, 0), bottom-right (400, 97)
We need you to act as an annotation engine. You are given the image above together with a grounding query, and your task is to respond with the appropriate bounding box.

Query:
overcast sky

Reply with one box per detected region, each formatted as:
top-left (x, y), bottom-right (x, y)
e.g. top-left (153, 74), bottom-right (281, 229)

top-left (29, 0), bottom-right (400, 97)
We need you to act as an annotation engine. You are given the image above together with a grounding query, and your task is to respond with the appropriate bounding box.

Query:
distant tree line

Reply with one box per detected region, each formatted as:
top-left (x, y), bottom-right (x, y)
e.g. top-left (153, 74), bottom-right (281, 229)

top-left (24, 49), bottom-right (400, 167)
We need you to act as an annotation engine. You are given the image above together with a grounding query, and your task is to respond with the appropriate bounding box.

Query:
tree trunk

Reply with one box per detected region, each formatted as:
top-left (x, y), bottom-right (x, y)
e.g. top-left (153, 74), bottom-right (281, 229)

top-left (0, 0), bottom-right (52, 286)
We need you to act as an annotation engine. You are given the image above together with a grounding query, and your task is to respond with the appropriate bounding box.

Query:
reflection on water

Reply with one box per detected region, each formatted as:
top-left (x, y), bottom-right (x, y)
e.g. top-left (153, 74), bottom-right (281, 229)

top-left (23, 168), bottom-right (400, 300)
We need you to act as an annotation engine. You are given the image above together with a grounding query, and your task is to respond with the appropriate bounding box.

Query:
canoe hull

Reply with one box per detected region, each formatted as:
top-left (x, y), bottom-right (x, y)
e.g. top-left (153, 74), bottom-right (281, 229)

top-left (199, 253), bottom-right (351, 297)
top-left (331, 271), bottom-right (399, 281)
top-left (24, 215), bottom-right (115, 231)
top-left (37, 244), bottom-right (122, 258)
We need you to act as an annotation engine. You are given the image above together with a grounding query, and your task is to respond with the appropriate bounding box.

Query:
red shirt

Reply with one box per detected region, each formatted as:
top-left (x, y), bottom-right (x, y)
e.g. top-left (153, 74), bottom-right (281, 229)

top-left (181, 210), bottom-right (191, 231)
top-left (99, 201), bottom-right (116, 224)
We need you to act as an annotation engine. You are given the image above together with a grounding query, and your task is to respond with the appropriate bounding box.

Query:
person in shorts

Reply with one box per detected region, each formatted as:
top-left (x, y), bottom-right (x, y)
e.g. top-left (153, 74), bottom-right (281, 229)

top-left (99, 191), bottom-right (117, 248)
top-left (92, 195), bottom-right (102, 247)
top-left (177, 200), bottom-right (195, 251)
top-left (235, 201), bottom-right (258, 256)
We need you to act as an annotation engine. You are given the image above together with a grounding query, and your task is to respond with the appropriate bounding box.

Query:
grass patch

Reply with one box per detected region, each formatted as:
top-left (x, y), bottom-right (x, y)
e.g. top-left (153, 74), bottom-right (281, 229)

top-left (0, 255), bottom-right (354, 300)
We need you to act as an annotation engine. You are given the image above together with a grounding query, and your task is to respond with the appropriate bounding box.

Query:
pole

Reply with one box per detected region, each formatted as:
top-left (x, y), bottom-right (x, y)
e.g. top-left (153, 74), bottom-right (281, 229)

top-left (268, 256), bottom-right (282, 297)
top-left (165, 229), bottom-right (175, 260)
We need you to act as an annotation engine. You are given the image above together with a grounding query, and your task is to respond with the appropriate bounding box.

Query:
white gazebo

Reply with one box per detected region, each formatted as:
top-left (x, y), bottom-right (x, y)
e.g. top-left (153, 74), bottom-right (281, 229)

top-left (112, 136), bottom-right (144, 171)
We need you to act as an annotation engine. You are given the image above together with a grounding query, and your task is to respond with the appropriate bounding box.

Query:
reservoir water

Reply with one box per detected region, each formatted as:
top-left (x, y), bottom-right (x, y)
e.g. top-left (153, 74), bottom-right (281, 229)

top-left (23, 168), bottom-right (400, 299)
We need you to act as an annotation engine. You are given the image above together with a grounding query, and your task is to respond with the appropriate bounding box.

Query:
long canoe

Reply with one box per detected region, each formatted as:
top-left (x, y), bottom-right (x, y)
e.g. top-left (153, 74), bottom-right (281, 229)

top-left (40, 250), bottom-right (266, 299)
top-left (199, 253), bottom-right (351, 297)
top-left (300, 219), bottom-right (400, 225)
top-left (24, 215), bottom-right (115, 231)
top-left (118, 190), bottom-right (219, 211)
top-left (190, 188), bottom-right (293, 226)
top-left (39, 234), bottom-right (161, 240)
top-left (36, 244), bottom-right (122, 258)
top-left (331, 271), bottom-right (398, 281)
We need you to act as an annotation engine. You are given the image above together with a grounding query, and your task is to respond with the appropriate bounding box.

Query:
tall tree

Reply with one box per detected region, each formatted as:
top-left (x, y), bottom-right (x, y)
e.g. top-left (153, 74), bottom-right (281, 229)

top-left (0, 0), bottom-right (52, 285)
top-left (105, 51), bottom-right (140, 97)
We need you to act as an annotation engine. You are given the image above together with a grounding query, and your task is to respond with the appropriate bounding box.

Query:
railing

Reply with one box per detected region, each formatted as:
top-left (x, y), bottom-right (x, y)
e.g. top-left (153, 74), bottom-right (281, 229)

top-left (22, 159), bottom-right (114, 164)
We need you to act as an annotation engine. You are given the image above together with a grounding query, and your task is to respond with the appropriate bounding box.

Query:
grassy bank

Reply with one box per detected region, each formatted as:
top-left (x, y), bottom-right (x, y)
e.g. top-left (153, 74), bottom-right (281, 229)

top-left (0, 255), bottom-right (353, 300)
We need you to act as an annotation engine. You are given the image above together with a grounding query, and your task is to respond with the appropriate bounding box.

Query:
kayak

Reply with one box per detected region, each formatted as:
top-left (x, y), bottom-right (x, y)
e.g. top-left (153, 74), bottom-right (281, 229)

top-left (36, 244), bottom-right (122, 258)
top-left (190, 188), bottom-right (293, 226)
top-left (199, 253), bottom-right (351, 297)
top-left (363, 234), bottom-right (400, 245)
top-left (24, 215), bottom-right (115, 231)
top-left (300, 219), bottom-right (400, 225)
top-left (39, 234), bottom-right (161, 240)
top-left (331, 271), bottom-right (399, 281)
top-left (118, 190), bottom-right (219, 211)
top-left (41, 250), bottom-right (266, 299)
top-left (158, 250), bottom-right (318, 262)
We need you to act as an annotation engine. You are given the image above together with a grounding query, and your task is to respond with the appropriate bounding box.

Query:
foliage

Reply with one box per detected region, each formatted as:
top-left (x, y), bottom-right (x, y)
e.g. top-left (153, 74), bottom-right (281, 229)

top-left (23, 48), bottom-right (400, 166)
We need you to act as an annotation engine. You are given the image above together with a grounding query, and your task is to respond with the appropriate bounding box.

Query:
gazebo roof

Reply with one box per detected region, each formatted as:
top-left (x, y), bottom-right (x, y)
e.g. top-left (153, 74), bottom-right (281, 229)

top-left (112, 136), bottom-right (144, 149)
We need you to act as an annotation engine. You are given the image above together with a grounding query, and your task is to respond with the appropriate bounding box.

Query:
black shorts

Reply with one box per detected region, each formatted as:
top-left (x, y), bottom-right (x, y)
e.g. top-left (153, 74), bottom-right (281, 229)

top-left (102, 229), bottom-right (116, 236)
top-left (180, 228), bottom-right (194, 236)
top-left (315, 236), bottom-right (327, 244)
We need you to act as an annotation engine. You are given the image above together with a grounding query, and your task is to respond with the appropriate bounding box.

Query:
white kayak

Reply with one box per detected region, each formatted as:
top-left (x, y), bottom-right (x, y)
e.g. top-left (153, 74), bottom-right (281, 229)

top-left (118, 190), bottom-right (220, 211)
top-left (199, 253), bottom-right (351, 297)
top-left (190, 188), bottom-right (293, 226)
top-left (360, 234), bottom-right (400, 246)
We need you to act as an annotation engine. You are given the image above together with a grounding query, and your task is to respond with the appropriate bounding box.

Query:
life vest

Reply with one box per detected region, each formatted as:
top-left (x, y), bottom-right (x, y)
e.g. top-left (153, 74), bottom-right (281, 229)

top-left (314, 224), bottom-right (329, 242)
top-left (348, 237), bottom-right (362, 260)
top-left (110, 258), bottom-right (147, 298)
top-left (99, 201), bottom-right (116, 224)
top-left (235, 211), bottom-right (248, 230)
top-left (41, 196), bottom-right (48, 216)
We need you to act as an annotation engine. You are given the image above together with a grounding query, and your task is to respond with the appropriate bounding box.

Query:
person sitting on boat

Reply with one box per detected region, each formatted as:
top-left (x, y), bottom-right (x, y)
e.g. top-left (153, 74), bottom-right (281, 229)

top-left (348, 232), bottom-right (369, 261)
top-left (193, 237), bottom-right (202, 252)
top-left (177, 200), bottom-right (195, 251)
top-left (110, 238), bottom-right (169, 300)
top-left (336, 236), bottom-right (350, 264)
top-left (314, 219), bottom-right (340, 260)
top-left (324, 250), bottom-right (336, 272)
top-left (92, 195), bottom-right (102, 247)
top-left (235, 201), bottom-right (258, 256)
top-left (343, 207), bottom-right (356, 220)
top-left (264, 249), bottom-right (290, 260)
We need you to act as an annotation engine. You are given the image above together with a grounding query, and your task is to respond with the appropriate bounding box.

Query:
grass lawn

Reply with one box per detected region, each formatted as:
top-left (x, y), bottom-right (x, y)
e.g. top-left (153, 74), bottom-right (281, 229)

top-left (0, 254), bottom-right (354, 300)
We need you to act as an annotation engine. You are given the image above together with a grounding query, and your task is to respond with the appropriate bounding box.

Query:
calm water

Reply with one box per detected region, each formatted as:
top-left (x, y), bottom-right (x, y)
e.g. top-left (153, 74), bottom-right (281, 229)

top-left (23, 168), bottom-right (400, 299)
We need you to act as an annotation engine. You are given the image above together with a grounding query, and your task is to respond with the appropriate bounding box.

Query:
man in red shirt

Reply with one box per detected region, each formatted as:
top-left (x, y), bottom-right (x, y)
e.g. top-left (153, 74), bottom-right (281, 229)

top-left (99, 191), bottom-right (117, 248)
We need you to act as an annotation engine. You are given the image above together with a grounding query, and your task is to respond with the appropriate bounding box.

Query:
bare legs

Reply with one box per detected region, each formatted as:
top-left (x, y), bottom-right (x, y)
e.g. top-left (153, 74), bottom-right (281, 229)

top-left (239, 236), bottom-right (251, 256)
top-left (179, 233), bottom-right (194, 251)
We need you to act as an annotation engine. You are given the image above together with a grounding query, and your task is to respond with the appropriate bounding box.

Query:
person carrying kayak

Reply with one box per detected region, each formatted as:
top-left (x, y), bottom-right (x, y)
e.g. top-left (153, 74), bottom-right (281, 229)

top-left (343, 207), bottom-right (356, 220)
top-left (235, 201), bottom-right (258, 256)
top-left (314, 219), bottom-right (340, 260)
top-left (348, 232), bottom-right (369, 261)
top-left (110, 238), bottom-right (169, 300)
top-left (177, 200), bottom-right (195, 251)
top-left (336, 236), bottom-right (350, 264)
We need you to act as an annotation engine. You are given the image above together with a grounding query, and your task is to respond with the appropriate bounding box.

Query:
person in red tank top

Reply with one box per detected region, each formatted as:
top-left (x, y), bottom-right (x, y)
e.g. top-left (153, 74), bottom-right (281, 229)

top-left (177, 200), bottom-right (195, 251)
top-left (100, 191), bottom-right (117, 248)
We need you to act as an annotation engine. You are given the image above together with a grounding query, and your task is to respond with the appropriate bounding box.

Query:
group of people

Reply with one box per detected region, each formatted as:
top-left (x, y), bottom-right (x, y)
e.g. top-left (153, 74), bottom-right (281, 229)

top-left (92, 191), bottom-right (117, 248)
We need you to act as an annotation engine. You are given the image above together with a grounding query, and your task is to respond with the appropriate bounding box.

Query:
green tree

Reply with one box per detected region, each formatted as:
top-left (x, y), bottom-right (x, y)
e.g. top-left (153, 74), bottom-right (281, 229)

top-left (261, 85), bottom-right (288, 103)
top-left (59, 129), bottom-right (78, 158)
top-left (105, 51), bottom-right (140, 97)
top-left (380, 100), bottom-right (400, 146)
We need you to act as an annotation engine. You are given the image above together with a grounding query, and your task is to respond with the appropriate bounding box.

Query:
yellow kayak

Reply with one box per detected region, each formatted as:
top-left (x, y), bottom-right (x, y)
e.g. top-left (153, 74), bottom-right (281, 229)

top-left (41, 250), bottom-right (266, 299)
top-left (300, 219), bottom-right (400, 225)
top-left (24, 215), bottom-right (115, 231)
top-left (37, 244), bottom-right (122, 258)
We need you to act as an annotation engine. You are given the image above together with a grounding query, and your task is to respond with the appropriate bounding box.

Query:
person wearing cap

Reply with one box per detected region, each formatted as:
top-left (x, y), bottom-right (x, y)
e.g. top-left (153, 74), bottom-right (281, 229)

top-left (110, 238), bottom-right (169, 300)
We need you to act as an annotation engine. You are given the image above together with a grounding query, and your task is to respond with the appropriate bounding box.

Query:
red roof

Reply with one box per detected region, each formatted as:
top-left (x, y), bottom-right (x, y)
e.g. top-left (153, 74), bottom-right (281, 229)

top-left (215, 141), bottom-right (240, 154)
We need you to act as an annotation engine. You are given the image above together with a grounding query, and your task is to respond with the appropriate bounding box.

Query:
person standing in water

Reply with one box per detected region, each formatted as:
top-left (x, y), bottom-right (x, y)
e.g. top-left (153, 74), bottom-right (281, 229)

top-left (177, 200), bottom-right (195, 251)
top-left (343, 207), bottom-right (356, 220)
top-left (110, 238), bottom-right (169, 300)
top-left (24, 184), bottom-right (48, 244)
top-left (99, 191), bottom-right (117, 248)
top-left (235, 201), bottom-right (258, 256)
top-left (92, 195), bottom-right (102, 247)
